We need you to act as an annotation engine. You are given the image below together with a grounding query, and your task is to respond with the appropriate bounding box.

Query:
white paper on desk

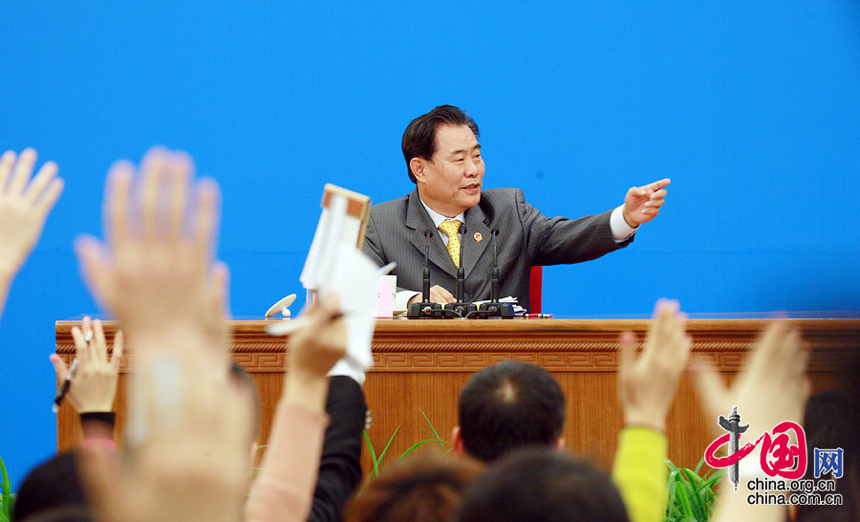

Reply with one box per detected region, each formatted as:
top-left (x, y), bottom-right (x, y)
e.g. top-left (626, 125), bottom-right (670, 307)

top-left (321, 242), bottom-right (380, 370)
top-left (473, 296), bottom-right (527, 315)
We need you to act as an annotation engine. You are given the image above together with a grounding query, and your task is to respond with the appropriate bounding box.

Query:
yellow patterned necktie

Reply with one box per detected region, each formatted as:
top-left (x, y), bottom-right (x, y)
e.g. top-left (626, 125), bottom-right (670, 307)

top-left (438, 220), bottom-right (463, 267)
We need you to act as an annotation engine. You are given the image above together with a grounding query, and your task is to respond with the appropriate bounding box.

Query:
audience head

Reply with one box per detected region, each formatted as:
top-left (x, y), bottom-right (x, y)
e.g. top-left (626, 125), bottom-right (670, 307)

top-left (455, 447), bottom-right (629, 522)
top-left (344, 452), bottom-right (484, 522)
top-left (455, 360), bottom-right (566, 462)
top-left (14, 450), bottom-right (91, 522)
top-left (795, 389), bottom-right (859, 521)
top-left (402, 105), bottom-right (479, 183)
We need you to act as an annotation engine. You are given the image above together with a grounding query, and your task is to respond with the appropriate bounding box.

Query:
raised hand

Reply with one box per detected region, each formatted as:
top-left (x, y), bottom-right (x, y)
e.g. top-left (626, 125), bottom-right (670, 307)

top-left (0, 148), bottom-right (64, 277)
top-left (0, 148), bottom-right (64, 320)
top-left (79, 340), bottom-right (252, 522)
top-left (284, 294), bottom-right (348, 412)
top-left (50, 316), bottom-right (124, 414)
top-left (75, 147), bottom-right (221, 353)
top-left (618, 299), bottom-right (692, 431)
top-left (74, 146), bottom-right (249, 522)
top-left (622, 178), bottom-right (669, 227)
top-left (693, 320), bottom-right (810, 440)
top-left (693, 323), bottom-right (811, 522)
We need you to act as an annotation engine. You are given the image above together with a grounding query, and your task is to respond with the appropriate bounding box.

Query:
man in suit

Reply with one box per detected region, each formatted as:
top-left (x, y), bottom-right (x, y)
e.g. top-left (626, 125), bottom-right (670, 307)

top-left (362, 105), bottom-right (669, 311)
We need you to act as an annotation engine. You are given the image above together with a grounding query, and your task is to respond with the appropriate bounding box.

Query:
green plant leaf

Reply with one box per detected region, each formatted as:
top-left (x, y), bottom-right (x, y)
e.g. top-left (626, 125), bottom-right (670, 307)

top-left (419, 409), bottom-right (446, 450)
top-left (0, 454), bottom-right (12, 520)
top-left (666, 466), bottom-right (683, 518)
top-left (679, 468), bottom-right (707, 520)
top-left (376, 426), bottom-right (401, 464)
top-left (674, 477), bottom-right (695, 520)
top-left (362, 430), bottom-right (379, 477)
top-left (399, 439), bottom-right (450, 460)
top-left (0, 454), bottom-right (10, 497)
top-left (666, 458), bottom-right (724, 522)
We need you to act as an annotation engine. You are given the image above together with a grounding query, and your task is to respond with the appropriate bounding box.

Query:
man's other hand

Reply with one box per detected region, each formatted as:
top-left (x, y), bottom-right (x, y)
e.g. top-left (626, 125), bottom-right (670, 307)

top-left (622, 178), bottom-right (670, 227)
top-left (407, 285), bottom-right (456, 306)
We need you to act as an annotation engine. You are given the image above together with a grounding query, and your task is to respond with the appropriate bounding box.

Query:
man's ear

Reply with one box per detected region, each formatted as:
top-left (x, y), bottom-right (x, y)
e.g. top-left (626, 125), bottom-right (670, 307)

top-left (410, 157), bottom-right (427, 183)
top-left (555, 436), bottom-right (566, 451)
top-left (452, 426), bottom-right (466, 456)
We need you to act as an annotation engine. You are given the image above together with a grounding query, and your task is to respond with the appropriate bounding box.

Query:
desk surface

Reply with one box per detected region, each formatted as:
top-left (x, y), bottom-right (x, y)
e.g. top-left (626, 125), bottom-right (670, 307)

top-left (56, 317), bottom-right (860, 374)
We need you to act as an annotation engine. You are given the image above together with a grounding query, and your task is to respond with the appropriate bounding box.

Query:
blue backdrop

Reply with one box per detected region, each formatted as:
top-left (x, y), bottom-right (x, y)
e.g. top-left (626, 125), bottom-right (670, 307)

top-left (1, 2), bottom-right (858, 489)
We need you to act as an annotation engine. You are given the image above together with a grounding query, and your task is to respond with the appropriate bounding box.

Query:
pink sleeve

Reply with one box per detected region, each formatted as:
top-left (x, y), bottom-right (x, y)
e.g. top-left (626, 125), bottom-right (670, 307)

top-left (81, 438), bottom-right (117, 450)
top-left (245, 402), bottom-right (329, 522)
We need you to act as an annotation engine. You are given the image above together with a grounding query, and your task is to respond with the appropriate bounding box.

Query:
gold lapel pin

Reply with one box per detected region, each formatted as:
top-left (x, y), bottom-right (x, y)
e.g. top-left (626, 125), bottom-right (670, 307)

top-left (474, 232), bottom-right (483, 242)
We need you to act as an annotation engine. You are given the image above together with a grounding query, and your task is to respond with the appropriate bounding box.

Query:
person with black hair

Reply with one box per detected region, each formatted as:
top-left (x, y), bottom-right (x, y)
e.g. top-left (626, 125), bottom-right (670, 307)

top-left (362, 105), bottom-right (669, 310)
top-left (456, 447), bottom-right (629, 522)
top-left (13, 451), bottom-right (91, 522)
top-left (451, 299), bottom-right (692, 522)
top-left (794, 390), bottom-right (859, 521)
top-left (453, 359), bottom-right (565, 462)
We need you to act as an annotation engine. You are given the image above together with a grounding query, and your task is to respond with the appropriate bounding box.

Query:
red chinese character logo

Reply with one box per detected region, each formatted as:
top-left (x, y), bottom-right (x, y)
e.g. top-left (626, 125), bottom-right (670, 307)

top-left (705, 418), bottom-right (807, 483)
top-left (758, 421), bottom-right (806, 480)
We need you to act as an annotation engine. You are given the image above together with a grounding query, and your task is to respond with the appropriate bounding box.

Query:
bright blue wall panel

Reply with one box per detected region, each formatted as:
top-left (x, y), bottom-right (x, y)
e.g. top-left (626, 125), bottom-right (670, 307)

top-left (1, 1), bottom-right (858, 488)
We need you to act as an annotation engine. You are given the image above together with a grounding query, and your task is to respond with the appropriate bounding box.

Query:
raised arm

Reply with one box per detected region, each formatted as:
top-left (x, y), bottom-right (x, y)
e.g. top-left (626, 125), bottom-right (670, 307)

top-left (613, 298), bottom-right (692, 522)
top-left (75, 147), bottom-right (250, 522)
top-left (50, 316), bottom-right (124, 445)
top-left (0, 149), bottom-right (63, 320)
top-left (246, 295), bottom-right (347, 522)
top-left (693, 321), bottom-right (810, 522)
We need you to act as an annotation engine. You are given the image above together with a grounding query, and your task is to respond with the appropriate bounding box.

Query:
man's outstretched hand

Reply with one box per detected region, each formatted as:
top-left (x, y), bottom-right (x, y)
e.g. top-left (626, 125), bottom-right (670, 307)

top-left (622, 178), bottom-right (670, 227)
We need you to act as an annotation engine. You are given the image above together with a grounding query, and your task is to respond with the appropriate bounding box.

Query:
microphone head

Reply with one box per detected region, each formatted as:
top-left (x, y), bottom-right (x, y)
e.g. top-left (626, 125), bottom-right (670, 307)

top-left (425, 229), bottom-right (434, 238)
top-left (459, 223), bottom-right (467, 234)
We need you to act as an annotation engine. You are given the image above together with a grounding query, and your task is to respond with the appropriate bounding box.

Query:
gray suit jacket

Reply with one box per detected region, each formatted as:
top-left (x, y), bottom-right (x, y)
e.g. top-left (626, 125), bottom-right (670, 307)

top-left (362, 188), bottom-right (631, 311)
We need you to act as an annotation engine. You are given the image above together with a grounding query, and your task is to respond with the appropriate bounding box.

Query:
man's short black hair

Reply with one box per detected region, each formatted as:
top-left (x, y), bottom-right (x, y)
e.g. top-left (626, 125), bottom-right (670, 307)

top-left (401, 105), bottom-right (480, 183)
top-left (458, 360), bottom-right (565, 462)
top-left (795, 390), bottom-right (860, 521)
top-left (14, 450), bottom-right (91, 521)
top-left (455, 447), bottom-right (629, 522)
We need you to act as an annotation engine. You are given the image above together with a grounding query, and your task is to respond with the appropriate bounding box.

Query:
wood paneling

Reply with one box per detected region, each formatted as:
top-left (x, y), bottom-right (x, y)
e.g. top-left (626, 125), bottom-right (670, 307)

top-left (56, 318), bottom-right (860, 473)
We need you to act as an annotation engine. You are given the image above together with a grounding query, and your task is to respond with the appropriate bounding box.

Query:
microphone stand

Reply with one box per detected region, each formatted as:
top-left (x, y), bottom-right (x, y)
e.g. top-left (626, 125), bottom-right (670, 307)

top-left (473, 228), bottom-right (515, 318)
top-left (443, 223), bottom-right (476, 318)
top-left (408, 230), bottom-right (446, 318)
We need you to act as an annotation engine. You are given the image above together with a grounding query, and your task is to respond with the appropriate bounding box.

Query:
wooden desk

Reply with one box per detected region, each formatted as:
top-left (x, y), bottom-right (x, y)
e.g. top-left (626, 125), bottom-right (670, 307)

top-left (56, 318), bottom-right (860, 472)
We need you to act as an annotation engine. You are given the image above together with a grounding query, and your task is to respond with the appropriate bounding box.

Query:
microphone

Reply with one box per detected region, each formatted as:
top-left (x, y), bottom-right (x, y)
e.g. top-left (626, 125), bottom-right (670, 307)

top-left (456, 224), bottom-right (466, 303)
top-left (474, 227), bottom-right (514, 319)
top-left (422, 229), bottom-right (432, 302)
top-left (491, 228), bottom-right (500, 303)
top-left (408, 229), bottom-right (444, 319)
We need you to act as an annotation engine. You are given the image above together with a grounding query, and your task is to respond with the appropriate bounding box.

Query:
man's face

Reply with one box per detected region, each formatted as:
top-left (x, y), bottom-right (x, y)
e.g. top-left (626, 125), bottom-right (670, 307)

top-left (413, 124), bottom-right (484, 217)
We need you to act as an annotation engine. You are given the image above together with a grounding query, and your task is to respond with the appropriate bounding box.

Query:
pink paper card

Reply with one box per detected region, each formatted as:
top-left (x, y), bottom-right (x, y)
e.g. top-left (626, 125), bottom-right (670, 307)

top-left (373, 275), bottom-right (395, 317)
